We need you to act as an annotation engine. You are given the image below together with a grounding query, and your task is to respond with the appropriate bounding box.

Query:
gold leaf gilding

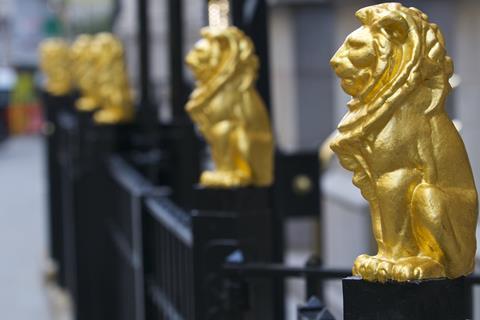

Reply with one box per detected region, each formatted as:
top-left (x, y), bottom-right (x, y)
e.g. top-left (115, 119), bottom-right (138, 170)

top-left (330, 3), bottom-right (478, 282)
top-left (185, 27), bottom-right (274, 188)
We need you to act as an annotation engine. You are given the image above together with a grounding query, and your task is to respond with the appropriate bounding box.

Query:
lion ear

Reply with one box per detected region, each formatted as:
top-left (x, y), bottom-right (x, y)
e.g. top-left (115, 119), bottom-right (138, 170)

top-left (377, 13), bottom-right (408, 43)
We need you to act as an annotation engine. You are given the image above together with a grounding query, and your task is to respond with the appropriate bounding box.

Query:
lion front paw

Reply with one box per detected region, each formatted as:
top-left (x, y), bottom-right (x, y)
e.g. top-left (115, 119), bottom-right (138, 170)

top-left (94, 108), bottom-right (130, 124)
top-left (76, 97), bottom-right (99, 112)
top-left (391, 256), bottom-right (445, 282)
top-left (353, 254), bottom-right (393, 282)
top-left (200, 170), bottom-right (250, 187)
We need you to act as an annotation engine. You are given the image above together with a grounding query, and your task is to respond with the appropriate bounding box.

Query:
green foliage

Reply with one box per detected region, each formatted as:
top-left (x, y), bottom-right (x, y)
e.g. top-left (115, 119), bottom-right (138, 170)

top-left (10, 72), bottom-right (36, 105)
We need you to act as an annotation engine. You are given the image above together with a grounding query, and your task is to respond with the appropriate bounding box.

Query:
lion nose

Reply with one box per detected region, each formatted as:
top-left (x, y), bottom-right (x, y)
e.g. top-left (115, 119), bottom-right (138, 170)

top-left (330, 57), bottom-right (341, 72)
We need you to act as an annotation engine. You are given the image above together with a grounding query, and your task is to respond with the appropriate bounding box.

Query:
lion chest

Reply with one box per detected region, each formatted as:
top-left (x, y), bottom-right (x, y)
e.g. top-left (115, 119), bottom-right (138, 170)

top-left (364, 108), bottom-right (425, 179)
top-left (204, 97), bottom-right (236, 124)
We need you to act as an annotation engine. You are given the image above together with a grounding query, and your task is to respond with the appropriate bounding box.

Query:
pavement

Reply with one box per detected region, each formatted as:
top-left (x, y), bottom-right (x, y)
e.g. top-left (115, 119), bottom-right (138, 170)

top-left (0, 136), bottom-right (51, 320)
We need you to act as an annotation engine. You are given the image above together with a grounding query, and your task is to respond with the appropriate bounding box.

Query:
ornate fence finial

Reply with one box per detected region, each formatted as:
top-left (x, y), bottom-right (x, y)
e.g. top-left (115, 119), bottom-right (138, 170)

top-left (89, 33), bottom-right (134, 124)
top-left (71, 33), bottom-right (134, 125)
top-left (39, 38), bottom-right (73, 96)
top-left (330, 3), bottom-right (478, 282)
top-left (71, 34), bottom-right (100, 113)
top-left (185, 26), bottom-right (274, 188)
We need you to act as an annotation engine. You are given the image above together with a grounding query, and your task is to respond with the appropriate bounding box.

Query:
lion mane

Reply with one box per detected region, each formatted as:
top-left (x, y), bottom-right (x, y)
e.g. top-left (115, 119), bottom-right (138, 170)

top-left (331, 3), bottom-right (454, 196)
top-left (186, 27), bottom-right (259, 127)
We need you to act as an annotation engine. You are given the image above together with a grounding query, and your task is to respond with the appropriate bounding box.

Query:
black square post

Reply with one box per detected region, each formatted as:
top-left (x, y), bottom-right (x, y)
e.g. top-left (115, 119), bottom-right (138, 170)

top-left (230, 0), bottom-right (271, 110)
top-left (192, 186), bottom-right (275, 320)
top-left (343, 276), bottom-right (470, 320)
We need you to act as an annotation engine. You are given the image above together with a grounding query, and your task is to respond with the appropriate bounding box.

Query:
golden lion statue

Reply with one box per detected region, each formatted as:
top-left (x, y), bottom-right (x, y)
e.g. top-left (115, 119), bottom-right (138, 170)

top-left (185, 27), bottom-right (274, 187)
top-left (39, 38), bottom-right (73, 96)
top-left (71, 33), bottom-right (134, 124)
top-left (71, 35), bottom-right (99, 112)
top-left (330, 3), bottom-right (478, 282)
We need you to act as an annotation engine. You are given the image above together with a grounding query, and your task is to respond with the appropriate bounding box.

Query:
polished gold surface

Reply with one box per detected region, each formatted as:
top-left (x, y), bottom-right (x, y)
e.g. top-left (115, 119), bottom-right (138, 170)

top-left (90, 33), bottom-right (134, 124)
top-left (71, 33), bottom-right (133, 124)
top-left (39, 39), bottom-right (73, 96)
top-left (330, 3), bottom-right (478, 282)
top-left (185, 26), bottom-right (274, 187)
top-left (70, 34), bottom-right (100, 112)
top-left (319, 130), bottom-right (337, 170)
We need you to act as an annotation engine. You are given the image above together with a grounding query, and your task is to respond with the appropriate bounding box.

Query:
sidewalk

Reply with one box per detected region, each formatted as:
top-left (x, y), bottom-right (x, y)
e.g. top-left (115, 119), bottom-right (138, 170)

top-left (0, 136), bottom-right (50, 320)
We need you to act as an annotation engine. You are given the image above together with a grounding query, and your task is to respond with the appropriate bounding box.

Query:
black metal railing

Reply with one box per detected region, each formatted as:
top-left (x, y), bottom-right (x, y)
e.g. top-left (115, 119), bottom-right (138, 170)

top-left (42, 91), bottom-right (480, 320)
top-left (143, 197), bottom-right (195, 320)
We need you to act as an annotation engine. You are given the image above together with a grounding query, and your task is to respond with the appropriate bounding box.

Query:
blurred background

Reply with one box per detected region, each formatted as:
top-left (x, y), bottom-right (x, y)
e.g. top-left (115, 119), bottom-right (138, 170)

top-left (1, 0), bottom-right (480, 319)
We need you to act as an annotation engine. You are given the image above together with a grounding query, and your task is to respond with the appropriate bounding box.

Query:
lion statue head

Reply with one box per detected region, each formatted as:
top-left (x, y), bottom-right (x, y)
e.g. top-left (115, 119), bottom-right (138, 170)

top-left (330, 2), bottom-right (453, 135)
top-left (185, 27), bottom-right (260, 127)
top-left (39, 38), bottom-right (73, 96)
top-left (185, 26), bottom-right (273, 187)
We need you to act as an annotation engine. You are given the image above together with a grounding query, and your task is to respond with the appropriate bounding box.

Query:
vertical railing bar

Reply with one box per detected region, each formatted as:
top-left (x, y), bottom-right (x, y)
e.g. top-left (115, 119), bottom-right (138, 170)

top-left (230, 0), bottom-right (272, 111)
top-left (167, 227), bottom-right (174, 317)
top-left (168, 0), bottom-right (188, 120)
top-left (138, 0), bottom-right (153, 112)
top-left (175, 238), bottom-right (181, 315)
top-left (159, 224), bottom-right (166, 319)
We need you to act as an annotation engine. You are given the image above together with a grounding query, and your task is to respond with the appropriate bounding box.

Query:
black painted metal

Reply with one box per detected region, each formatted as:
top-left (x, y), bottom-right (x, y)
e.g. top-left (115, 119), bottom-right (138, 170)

top-left (223, 263), bottom-right (351, 280)
top-left (168, 0), bottom-right (189, 120)
top-left (343, 276), bottom-right (470, 320)
top-left (230, 0), bottom-right (271, 110)
top-left (297, 296), bottom-right (335, 320)
top-left (273, 152), bottom-right (320, 217)
top-left (192, 186), bottom-right (276, 320)
top-left (138, 0), bottom-right (152, 112)
top-left (41, 93), bottom-right (152, 320)
top-left (271, 152), bottom-right (321, 319)
top-left (55, 107), bottom-right (80, 303)
top-left (41, 91), bottom-right (75, 288)
top-left (305, 255), bottom-right (325, 301)
top-left (46, 103), bottom-right (113, 320)
top-left (42, 88), bottom-right (480, 320)
top-left (143, 195), bottom-right (239, 320)
top-left (100, 155), bottom-right (162, 320)
top-left (161, 123), bottom-right (201, 209)
top-left (228, 3), bottom-right (289, 317)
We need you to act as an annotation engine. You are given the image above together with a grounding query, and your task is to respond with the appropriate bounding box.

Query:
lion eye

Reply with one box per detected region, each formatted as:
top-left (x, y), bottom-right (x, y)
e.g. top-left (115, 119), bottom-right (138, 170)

top-left (348, 47), bottom-right (375, 68)
top-left (348, 38), bottom-right (365, 49)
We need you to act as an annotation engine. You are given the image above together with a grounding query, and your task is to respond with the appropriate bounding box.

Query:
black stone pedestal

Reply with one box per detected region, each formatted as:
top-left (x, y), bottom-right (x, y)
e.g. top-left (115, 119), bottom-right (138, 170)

top-left (192, 186), bottom-right (276, 320)
top-left (343, 276), bottom-right (470, 320)
top-left (192, 186), bottom-right (272, 261)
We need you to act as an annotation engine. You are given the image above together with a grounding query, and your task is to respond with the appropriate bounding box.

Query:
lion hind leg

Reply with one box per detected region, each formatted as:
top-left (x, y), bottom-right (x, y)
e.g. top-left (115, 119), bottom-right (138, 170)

top-left (411, 183), bottom-right (476, 278)
top-left (76, 96), bottom-right (99, 112)
top-left (244, 133), bottom-right (273, 186)
top-left (201, 122), bottom-right (253, 187)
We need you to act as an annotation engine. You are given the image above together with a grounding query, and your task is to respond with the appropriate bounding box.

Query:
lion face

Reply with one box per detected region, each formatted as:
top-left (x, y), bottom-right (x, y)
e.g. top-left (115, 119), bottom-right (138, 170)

top-left (330, 26), bottom-right (377, 97)
top-left (39, 39), bottom-right (73, 95)
top-left (186, 37), bottom-right (218, 84)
